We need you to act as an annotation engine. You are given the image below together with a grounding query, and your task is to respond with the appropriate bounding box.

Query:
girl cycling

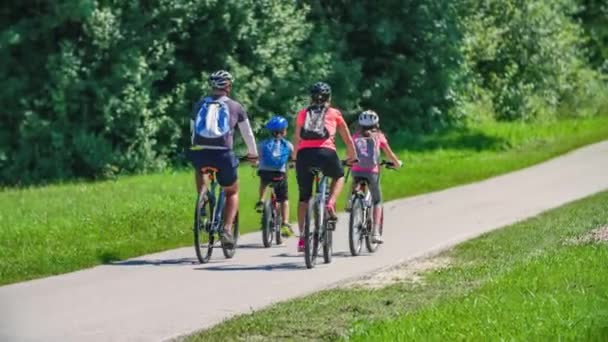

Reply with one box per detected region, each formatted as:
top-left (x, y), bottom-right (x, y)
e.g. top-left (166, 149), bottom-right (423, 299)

top-left (350, 110), bottom-right (402, 243)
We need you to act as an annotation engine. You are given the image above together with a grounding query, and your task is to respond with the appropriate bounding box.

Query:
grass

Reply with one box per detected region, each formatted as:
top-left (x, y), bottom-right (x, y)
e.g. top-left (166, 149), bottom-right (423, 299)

top-left (2, 116), bottom-right (608, 285)
top-left (186, 191), bottom-right (608, 341)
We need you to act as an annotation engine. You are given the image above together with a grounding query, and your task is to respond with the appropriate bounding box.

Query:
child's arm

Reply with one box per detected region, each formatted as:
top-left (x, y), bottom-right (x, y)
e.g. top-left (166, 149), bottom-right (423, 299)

top-left (381, 144), bottom-right (402, 168)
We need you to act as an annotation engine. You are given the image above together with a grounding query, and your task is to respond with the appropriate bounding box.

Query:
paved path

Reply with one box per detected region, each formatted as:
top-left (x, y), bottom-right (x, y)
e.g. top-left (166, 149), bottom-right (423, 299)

top-left (1, 141), bottom-right (607, 342)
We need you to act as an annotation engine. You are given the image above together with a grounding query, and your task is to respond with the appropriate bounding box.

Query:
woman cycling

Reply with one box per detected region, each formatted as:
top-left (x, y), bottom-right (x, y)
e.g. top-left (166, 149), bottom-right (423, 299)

top-left (292, 82), bottom-right (357, 252)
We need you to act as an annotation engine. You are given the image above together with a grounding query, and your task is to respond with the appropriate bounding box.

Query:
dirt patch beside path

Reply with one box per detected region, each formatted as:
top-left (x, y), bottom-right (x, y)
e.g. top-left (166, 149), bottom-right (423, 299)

top-left (344, 255), bottom-right (451, 289)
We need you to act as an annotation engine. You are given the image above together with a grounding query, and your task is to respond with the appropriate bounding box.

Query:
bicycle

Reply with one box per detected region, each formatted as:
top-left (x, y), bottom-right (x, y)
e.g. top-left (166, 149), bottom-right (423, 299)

top-left (260, 175), bottom-right (286, 248)
top-left (193, 156), bottom-right (253, 264)
top-left (302, 160), bottom-right (353, 269)
top-left (346, 160), bottom-right (396, 256)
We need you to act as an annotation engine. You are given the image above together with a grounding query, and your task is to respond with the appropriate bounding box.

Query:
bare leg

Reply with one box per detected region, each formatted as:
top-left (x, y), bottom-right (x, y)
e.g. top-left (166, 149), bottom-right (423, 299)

top-left (195, 171), bottom-right (204, 193)
top-left (223, 181), bottom-right (239, 234)
top-left (328, 176), bottom-right (345, 205)
top-left (281, 200), bottom-right (290, 225)
top-left (258, 182), bottom-right (266, 203)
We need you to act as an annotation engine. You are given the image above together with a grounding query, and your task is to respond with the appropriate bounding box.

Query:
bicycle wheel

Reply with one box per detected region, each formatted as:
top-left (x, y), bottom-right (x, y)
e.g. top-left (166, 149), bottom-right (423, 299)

top-left (261, 201), bottom-right (273, 248)
top-left (322, 218), bottom-right (333, 264)
top-left (348, 197), bottom-right (364, 256)
top-left (222, 211), bottom-right (239, 259)
top-left (365, 206), bottom-right (382, 253)
top-left (304, 199), bottom-right (320, 269)
top-left (194, 191), bottom-right (213, 264)
top-left (274, 204), bottom-right (283, 246)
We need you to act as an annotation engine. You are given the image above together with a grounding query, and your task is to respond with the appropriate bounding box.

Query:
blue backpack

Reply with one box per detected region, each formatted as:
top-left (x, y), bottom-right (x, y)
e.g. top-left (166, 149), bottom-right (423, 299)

top-left (194, 96), bottom-right (231, 139)
top-left (260, 138), bottom-right (291, 169)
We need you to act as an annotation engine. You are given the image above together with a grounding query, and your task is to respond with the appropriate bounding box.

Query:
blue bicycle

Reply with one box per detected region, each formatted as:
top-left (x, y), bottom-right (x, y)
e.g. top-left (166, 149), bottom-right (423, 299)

top-left (193, 156), bottom-right (251, 263)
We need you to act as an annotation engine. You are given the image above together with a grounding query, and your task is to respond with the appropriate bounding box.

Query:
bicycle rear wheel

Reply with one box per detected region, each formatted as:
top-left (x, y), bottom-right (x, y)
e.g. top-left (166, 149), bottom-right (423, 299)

top-left (194, 191), bottom-right (213, 264)
top-left (304, 200), bottom-right (320, 269)
top-left (322, 219), bottom-right (333, 264)
top-left (261, 201), bottom-right (273, 248)
top-left (348, 197), bottom-right (364, 256)
top-left (222, 211), bottom-right (239, 259)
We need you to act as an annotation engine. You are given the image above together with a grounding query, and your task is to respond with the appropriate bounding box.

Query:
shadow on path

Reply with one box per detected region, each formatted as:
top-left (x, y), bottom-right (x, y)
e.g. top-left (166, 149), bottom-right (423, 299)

top-left (197, 262), bottom-right (304, 272)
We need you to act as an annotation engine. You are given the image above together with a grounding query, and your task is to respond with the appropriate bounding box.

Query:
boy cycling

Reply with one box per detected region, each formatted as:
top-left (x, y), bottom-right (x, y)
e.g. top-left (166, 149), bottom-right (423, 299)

top-left (292, 82), bottom-right (357, 252)
top-left (255, 115), bottom-right (294, 237)
top-left (350, 110), bottom-right (402, 243)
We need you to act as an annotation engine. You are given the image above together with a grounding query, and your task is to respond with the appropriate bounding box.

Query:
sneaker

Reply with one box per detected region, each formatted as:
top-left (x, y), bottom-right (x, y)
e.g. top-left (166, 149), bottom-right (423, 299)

top-left (221, 231), bottom-right (235, 249)
top-left (281, 223), bottom-right (294, 237)
top-left (297, 237), bottom-right (305, 252)
top-left (254, 201), bottom-right (264, 213)
top-left (371, 227), bottom-right (383, 244)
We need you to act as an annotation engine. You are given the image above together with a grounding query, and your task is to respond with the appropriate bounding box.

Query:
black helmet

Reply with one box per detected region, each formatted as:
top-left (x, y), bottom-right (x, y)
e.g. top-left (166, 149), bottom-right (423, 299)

top-left (309, 82), bottom-right (331, 103)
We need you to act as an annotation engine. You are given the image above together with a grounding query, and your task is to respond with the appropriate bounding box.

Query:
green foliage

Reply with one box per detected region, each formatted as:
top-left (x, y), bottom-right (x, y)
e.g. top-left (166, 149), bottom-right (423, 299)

top-left (0, 0), bottom-right (324, 185)
top-left (576, 0), bottom-right (608, 72)
top-left (0, 0), bottom-right (606, 184)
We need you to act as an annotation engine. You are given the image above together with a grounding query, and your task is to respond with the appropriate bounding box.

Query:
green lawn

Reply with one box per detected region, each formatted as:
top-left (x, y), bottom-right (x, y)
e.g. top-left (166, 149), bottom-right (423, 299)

top-left (1, 116), bottom-right (608, 285)
top-left (187, 191), bottom-right (608, 341)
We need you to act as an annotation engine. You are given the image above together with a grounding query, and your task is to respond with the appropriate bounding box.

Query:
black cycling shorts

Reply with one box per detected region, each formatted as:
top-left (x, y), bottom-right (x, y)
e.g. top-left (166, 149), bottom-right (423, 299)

top-left (295, 148), bottom-right (344, 202)
top-left (188, 149), bottom-right (238, 187)
top-left (258, 170), bottom-right (288, 202)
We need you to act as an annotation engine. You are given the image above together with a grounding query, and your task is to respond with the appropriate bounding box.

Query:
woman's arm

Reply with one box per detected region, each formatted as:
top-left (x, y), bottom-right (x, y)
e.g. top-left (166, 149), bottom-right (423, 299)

top-left (292, 122), bottom-right (301, 160)
top-left (337, 120), bottom-right (356, 161)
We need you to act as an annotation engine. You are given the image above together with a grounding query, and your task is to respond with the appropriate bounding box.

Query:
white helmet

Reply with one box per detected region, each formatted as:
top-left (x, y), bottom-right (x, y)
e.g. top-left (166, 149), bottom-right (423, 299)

top-left (358, 110), bottom-right (379, 127)
top-left (208, 70), bottom-right (233, 89)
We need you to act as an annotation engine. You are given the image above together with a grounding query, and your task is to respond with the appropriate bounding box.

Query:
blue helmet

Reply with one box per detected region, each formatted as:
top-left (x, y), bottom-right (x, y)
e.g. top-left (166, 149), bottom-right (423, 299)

top-left (265, 115), bottom-right (288, 132)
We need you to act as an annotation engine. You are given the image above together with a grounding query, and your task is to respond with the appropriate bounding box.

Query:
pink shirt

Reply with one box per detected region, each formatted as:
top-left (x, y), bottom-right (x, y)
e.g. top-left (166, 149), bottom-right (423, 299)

top-left (296, 107), bottom-right (345, 151)
top-left (351, 131), bottom-right (388, 173)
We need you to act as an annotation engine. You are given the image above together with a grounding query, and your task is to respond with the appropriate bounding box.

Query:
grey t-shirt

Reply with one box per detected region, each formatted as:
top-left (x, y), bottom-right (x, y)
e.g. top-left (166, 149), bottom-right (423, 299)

top-left (191, 95), bottom-right (248, 149)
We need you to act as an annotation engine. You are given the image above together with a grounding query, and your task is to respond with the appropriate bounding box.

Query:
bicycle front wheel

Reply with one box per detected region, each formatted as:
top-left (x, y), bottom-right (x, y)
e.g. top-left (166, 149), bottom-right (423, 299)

top-left (194, 192), bottom-right (213, 264)
top-left (304, 200), bottom-right (320, 269)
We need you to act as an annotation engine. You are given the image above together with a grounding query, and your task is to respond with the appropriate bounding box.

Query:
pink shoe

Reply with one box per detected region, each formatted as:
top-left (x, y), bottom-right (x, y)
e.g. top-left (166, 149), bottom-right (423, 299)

top-left (297, 237), bottom-right (305, 252)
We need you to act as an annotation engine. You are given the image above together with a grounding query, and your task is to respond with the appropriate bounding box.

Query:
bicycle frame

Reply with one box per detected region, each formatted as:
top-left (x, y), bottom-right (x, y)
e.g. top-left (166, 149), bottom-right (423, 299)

top-left (201, 170), bottom-right (224, 233)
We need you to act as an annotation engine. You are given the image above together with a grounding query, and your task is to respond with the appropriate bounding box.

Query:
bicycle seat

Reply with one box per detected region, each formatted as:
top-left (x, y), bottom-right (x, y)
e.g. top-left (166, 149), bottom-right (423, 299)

top-left (201, 167), bottom-right (219, 174)
top-left (308, 167), bottom-right (323, 175)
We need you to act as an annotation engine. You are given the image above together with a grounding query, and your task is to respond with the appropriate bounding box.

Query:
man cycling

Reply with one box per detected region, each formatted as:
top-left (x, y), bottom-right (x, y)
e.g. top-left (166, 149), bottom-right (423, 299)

top-left (292, 82), bottom-right (357, 252)
top-left (189, 70), bottom-right (258, 248)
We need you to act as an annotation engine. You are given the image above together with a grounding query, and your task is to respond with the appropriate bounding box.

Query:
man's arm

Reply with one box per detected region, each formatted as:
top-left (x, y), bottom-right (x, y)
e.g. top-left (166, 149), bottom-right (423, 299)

top-left (238, 119), bottom-right (258, 157)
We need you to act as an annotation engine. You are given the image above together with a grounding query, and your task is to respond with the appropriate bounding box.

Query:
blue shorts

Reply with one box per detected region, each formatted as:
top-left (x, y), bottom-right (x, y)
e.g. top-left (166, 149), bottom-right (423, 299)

top-left (188, 149), bottom-right (239, 187)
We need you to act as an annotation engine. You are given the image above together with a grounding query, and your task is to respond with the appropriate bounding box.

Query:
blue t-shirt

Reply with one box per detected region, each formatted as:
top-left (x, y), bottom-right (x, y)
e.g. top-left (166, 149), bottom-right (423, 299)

top-left (257, 137), bottom-right (294, 172)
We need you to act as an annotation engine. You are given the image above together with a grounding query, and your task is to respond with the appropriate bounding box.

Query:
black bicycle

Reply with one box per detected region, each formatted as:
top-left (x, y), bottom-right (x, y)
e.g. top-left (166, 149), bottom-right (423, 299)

top-left (346, 160), bottom-right (396, 256)
top-left (303, 160), bottom-right (354, 269)
top-left (193, 156), bottom-right (253, 263)
top-left (260, 175), bottom-right (286, 248)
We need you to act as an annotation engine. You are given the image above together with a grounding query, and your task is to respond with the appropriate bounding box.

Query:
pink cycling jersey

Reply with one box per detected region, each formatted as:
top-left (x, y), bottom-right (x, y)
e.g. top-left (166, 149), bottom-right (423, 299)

top-left (351, 131), bottom-right (388, 173)
top-left (296, 107), bottom-right (344, 151)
